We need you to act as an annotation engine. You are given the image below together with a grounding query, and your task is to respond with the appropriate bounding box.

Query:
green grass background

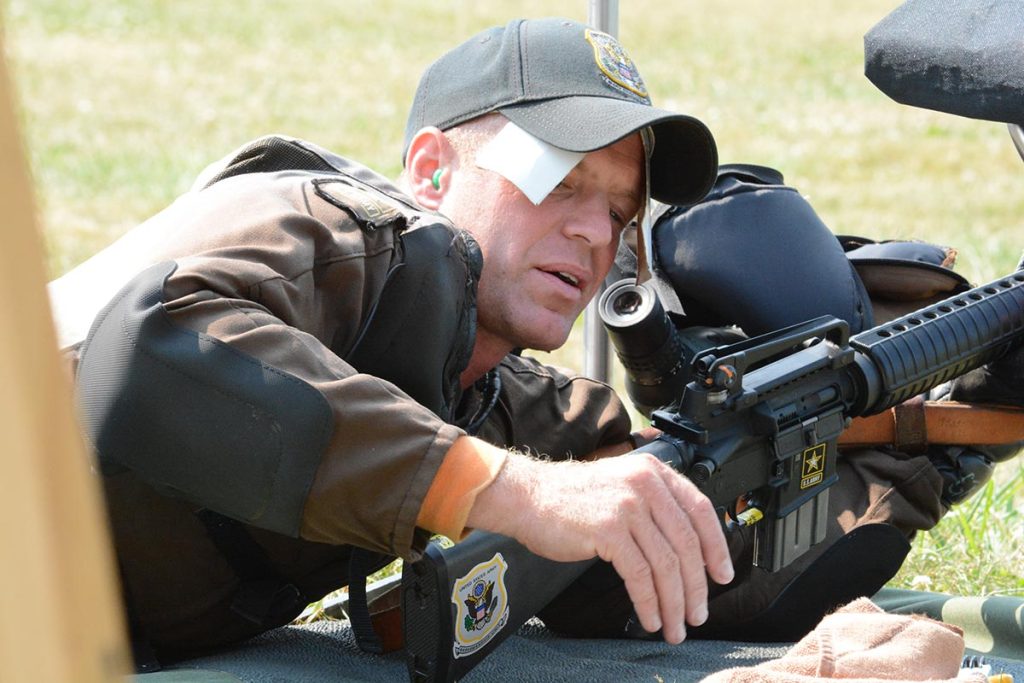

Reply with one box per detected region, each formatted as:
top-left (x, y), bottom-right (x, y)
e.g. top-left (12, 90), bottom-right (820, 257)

top-left (6, 0), bottom-right (1022, 596)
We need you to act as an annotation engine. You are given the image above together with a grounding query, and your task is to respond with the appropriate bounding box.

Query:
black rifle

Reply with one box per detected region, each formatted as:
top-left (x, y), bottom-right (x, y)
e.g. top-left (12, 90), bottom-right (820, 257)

top-left (402, 269), bottom-right (1024, 683)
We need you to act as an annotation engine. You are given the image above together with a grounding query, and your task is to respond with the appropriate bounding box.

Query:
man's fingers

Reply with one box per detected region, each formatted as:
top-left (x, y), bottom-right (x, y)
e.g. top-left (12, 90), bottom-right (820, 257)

top-left (493, 452), bottom-right (734, 645)
top-left (648, 491), bottom-right (710, 628)
top-left (605, 536), bottom-right (662, 636)
top-left (629, 514), bottom-right (689, 643)
top-left (609, 453), bottom-right (733, 639)
top-left (659, 463), bottom-right (735, 585)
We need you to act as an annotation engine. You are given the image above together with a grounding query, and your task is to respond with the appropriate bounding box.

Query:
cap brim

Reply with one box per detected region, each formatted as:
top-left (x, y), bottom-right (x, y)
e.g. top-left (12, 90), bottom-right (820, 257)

top-left (500, 96), bottom-right (718, 206)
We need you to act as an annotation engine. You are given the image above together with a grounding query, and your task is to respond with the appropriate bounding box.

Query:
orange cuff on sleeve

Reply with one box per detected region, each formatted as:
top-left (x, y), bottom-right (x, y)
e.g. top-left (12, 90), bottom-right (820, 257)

top-left (416, 436), bottom-right (508, 541)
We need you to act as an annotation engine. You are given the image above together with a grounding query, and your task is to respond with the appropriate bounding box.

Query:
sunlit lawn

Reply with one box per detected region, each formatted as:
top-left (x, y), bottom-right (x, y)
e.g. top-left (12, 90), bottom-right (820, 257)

top-left (7, 0), bottom-right (1022, 599)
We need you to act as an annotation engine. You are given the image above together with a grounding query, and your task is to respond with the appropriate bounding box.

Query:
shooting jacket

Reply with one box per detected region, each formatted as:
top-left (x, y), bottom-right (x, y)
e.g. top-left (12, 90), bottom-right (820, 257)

top-left (56, 137), bottom-right (949, 662)
top-left (59, 136), bottom-right (632, 658)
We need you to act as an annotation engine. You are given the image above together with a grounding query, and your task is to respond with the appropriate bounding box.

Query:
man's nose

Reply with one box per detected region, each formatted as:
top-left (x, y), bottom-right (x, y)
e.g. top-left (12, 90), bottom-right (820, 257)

top-left (563, 194), bottom-right (614, 247)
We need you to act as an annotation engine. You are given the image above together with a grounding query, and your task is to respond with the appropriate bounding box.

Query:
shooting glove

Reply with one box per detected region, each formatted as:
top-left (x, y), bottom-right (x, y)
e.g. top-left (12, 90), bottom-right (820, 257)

top-left (926, 352), bottom-right (1024, 508)
top-left (924, 443), bottom-right (997, 508)
top-left (937, 253), bottom-right (1024, 494)
top-left (948, 339), bottom-right (1024, 409)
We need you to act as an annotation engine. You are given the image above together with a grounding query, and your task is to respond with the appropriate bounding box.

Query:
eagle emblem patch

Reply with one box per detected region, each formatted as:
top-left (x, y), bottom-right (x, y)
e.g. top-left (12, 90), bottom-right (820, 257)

top-left (451, 552), bottom-right (510, 658)
top-left (585, 29), bottom-right (650, 101)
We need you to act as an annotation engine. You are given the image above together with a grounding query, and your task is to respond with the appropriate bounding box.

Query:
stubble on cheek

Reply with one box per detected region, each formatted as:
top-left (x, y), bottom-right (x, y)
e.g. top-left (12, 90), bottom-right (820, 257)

top-left (475, 275), bottom-right (578, 352)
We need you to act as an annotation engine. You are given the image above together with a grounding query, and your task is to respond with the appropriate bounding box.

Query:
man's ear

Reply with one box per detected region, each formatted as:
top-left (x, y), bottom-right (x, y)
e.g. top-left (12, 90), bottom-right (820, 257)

top-left (405, 127), bottom-right (453, 210)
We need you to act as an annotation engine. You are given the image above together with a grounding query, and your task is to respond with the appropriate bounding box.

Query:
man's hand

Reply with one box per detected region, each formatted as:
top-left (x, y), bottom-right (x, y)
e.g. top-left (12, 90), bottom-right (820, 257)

top-left (933, 340), bottom-right (1024, 487)
top-left (949, 254), bottom-right (1024, 408)
top-left (949, 340), bottom-right (1024, 409)
top-left (466, 449), bottom-right (734, 644)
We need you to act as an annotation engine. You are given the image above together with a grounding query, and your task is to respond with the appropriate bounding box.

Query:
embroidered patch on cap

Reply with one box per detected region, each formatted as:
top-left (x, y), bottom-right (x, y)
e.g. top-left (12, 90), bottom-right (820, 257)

top-left (451, 552), bottom-right (510, 659)
top-left (585, 29), bottom-right (649, 101)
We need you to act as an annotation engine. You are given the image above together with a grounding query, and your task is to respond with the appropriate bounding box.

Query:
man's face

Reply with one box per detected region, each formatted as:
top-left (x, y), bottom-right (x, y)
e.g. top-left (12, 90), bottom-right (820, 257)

top-left (441, 133), bottom-right (644, 353)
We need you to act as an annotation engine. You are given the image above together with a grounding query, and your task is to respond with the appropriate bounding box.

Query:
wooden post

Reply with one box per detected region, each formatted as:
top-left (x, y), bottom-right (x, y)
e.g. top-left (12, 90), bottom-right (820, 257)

top-left (0, 27), bottom-right (131, 683)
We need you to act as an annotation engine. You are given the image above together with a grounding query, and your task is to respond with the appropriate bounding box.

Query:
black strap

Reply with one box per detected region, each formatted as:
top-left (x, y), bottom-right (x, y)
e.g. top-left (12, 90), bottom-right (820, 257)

top-left (464, 370), bottom-right (501, 436)
top-left (117, 562), bottom-right (162, 673)
top-left (348, 547), bottom-right (394, 653)
top-left (196, 509), bottom-right (305, 627)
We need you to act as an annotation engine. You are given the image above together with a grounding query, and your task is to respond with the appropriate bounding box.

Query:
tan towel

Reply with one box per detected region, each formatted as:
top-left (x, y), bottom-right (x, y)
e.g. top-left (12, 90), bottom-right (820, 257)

top-left (701, 597), bottom-right (986, 682)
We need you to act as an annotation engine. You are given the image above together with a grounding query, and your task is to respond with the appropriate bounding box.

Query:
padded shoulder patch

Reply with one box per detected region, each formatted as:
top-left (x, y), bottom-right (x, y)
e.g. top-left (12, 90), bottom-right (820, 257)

top-left (76, 261), bottom-right (333, 537)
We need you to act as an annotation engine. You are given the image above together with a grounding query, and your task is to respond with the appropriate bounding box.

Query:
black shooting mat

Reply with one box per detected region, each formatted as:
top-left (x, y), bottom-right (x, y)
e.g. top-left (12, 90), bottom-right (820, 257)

top-left (134, 589), bottom-right (1024, 682)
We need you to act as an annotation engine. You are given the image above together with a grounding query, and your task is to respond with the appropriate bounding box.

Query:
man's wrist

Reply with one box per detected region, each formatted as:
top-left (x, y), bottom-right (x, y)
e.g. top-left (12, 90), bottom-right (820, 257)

top-left (417, 436), bottom-right (509, 540)
top-left (464, 449), bottom-right (537, 540)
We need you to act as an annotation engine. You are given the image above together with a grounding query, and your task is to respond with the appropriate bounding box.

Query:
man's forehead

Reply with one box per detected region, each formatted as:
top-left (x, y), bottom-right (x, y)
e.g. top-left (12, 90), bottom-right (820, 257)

top-left (576, 133), bottom-right (645, 205)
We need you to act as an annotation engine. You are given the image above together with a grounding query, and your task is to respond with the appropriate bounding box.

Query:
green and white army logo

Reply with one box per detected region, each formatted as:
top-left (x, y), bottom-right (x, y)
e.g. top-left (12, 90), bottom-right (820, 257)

top-left (585, 29), bottom-right (649, 101)
top-left (451, 552), bottom-right (510, 659)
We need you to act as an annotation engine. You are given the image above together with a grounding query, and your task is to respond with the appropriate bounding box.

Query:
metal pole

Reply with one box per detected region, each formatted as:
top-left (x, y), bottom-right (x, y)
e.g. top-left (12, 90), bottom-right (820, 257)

top-left (583, 0), bottom-right (618, 382)
top-left (588, 0), bottom-right (619, 36)
top-left (1010, 124), bottom-right (1024, 164)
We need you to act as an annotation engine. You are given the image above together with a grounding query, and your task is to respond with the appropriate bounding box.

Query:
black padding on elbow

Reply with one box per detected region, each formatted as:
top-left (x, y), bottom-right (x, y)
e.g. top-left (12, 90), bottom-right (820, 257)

top-left (76, 261), bottom-right (333, 537)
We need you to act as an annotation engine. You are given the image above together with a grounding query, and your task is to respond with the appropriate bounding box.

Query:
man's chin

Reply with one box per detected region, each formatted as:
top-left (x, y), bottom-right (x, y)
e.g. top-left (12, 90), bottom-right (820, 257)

top-left (483, 306), bottom-right (577, 354)
top-left (516, 324), bottom-right (573, 353)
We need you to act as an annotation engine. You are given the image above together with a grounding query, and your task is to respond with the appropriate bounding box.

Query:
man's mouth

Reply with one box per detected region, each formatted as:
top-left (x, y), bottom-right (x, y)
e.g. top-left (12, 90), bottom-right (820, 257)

top-left (552, 271), bottom-right (580, 288)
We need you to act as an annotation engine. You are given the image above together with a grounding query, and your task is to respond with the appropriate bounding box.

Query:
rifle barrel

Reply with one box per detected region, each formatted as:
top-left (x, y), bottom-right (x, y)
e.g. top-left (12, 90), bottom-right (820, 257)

top-left (850, 270), bottom-right (1024, 414)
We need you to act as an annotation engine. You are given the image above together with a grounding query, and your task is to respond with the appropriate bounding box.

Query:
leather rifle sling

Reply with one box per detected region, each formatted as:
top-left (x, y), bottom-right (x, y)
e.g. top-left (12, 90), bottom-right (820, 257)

top-left (840, 397), bottom-right (1024, 450)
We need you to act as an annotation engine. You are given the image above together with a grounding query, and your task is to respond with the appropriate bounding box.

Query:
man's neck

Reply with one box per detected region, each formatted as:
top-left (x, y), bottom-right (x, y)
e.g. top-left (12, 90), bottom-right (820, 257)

top-left (460, 333), bottom-right (512, 389)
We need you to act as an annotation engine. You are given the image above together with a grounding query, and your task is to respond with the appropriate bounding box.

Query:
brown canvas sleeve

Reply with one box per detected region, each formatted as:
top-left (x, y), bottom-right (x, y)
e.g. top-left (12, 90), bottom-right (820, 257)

top-left (151, 175), bottom-right (467, 560)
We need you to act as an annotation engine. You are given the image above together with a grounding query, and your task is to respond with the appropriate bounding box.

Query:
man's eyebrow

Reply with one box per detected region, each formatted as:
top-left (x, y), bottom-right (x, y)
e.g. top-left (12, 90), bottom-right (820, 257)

top-left (612, 173), bottom-right (643, 213)
top-left (622, 185), bottom-right (643, 208)
top-left (575, 156), bottom-right (644, 208)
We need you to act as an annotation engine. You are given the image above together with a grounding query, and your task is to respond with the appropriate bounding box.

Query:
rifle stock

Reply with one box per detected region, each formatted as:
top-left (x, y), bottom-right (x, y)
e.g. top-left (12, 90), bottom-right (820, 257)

top-left (403, 269), bottom-right (1024, 682)
top-left (403, 534), bottom-right (594, 682)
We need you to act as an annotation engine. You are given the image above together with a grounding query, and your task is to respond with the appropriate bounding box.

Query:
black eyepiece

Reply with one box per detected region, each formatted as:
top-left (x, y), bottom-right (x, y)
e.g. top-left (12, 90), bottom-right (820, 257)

top-left (599, 279), bottom-right (688, 416)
